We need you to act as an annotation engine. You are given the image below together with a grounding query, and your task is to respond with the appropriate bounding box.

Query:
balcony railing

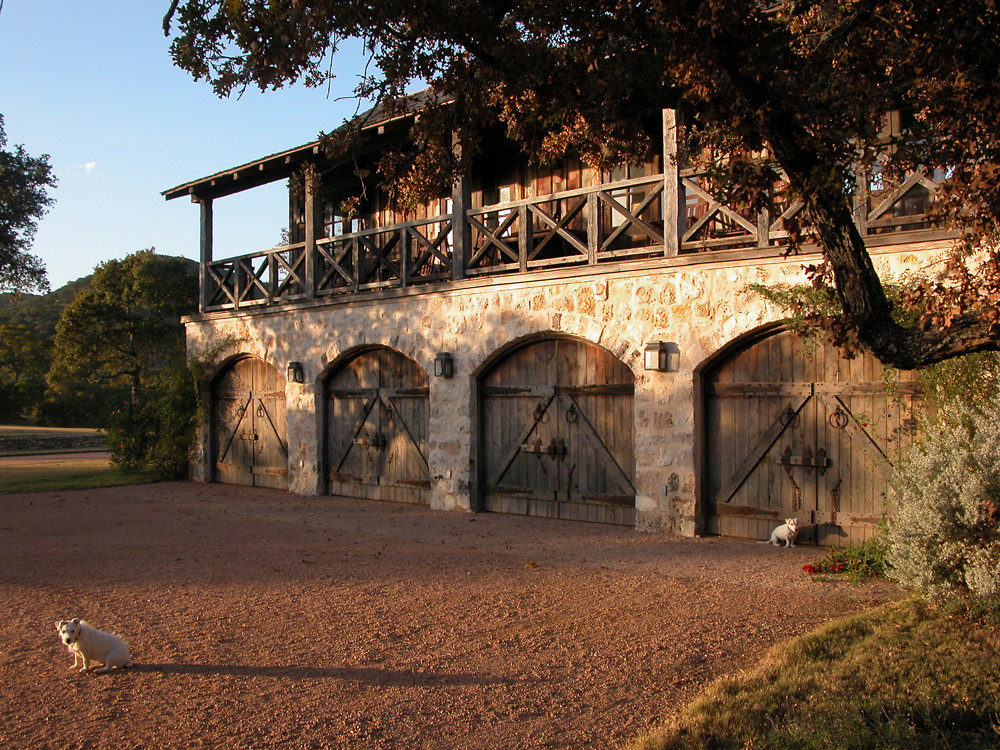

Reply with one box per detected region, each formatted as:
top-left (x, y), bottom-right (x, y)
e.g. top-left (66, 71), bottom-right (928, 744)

top-left (465, 175), bottom-right (667, 275)
top-left (200, 169), bottom-right (943, 312)
top-left (205, 242), bottom-right (308, 309)
top-left (315, 216), bottom-right (455, 296)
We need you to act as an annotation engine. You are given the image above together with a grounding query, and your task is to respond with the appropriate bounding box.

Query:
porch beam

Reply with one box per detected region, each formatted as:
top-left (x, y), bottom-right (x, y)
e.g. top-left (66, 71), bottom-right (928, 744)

top-left (451, 134), bottom-right (470, 281)
top-left (451, 174), bottom-right (470, 281)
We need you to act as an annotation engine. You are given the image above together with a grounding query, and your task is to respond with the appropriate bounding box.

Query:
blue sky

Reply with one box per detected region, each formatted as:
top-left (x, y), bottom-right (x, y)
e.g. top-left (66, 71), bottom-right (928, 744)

top-left (0, 1), bottom-right (369, 290)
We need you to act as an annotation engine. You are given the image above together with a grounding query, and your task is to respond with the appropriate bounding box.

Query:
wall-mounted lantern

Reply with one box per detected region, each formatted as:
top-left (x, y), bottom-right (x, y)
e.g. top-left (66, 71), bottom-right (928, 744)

top-left (643, 342), bottom-right (681, 373)
top-left (286, 361), bottom-right (305, 384)
top-left (433, 352), bottom-right (454, 378)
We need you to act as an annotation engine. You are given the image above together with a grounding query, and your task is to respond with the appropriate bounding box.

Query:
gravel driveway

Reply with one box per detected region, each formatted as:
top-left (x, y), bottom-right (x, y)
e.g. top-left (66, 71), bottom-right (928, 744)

top-left (0, 482), bottom-right (899, 749)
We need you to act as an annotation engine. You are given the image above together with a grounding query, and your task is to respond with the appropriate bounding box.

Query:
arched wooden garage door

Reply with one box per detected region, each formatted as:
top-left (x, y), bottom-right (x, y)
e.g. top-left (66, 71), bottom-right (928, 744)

top-left (211, 356), bottom-right (289, 489)
top-left (702, 328), bottom-right (921, 546)
top-left (325, 348), bottom-right (430, 504)
top-left (481, 338), bottom-right (636, 525)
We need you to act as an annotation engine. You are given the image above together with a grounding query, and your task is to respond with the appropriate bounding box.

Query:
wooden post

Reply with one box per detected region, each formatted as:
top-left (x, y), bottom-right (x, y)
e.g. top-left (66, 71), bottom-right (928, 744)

top-left (198, 196), bottom-right (213, 313)
top-left (586, 191), bottom-right (599, 264)
top-left (518, 204), bottom-right (529, 273)
top-left (303, 167), bottom-right (322, 298)
top-left (662, 109), bottom-right (681, 257)
top-left (451, 174), bottom-right (470, 281)
top-left (450, 133), bottom-right (470, 281)
top-left (853, 170), bottom-right (869, 236)
top-left (399, 226), bottom-right (409, 288)
top-left (758, 208), bottom-right (771, 248)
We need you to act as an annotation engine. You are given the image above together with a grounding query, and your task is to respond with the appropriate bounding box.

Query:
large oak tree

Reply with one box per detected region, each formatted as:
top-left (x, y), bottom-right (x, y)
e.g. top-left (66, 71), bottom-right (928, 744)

top-left (49, 249), bottom-right (197, 406)
top-left (164, 0), bottom-right (1000, 369)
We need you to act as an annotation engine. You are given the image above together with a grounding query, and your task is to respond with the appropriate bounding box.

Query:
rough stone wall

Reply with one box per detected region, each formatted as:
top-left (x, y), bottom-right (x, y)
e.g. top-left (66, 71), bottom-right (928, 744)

top-left (0, 434), bottom-right (107, 454)
top-left (185, 242), bottom-right (945, 534)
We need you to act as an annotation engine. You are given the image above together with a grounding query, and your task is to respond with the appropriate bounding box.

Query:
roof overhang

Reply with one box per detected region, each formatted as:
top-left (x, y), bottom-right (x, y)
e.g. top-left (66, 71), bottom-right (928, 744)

top-left (162, 141), bottom-right (324, 202)
top-left (163, 90), bottom-right (445, 202)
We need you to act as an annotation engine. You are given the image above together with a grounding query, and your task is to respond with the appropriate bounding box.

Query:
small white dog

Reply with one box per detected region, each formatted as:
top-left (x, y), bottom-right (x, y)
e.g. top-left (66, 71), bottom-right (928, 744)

top-left (760, 518), bottom-right (799, 547)
top-left (55, 618), bottom-right (131, 674)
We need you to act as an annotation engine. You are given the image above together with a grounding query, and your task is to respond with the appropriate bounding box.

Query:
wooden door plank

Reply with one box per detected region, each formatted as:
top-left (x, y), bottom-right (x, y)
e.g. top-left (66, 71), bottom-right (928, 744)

top-left (815, 393), bottom-right (893, 481)
top-left (332, 395), bottom-right (378, 474)
top-left (711, 390), bottom-right (812, 506)
top-left (563, 391), bottom-right (635, 494)
top-left (487, 390), bottom-right (556, 488)
top-left (379, 391), bottom-right (430, 473)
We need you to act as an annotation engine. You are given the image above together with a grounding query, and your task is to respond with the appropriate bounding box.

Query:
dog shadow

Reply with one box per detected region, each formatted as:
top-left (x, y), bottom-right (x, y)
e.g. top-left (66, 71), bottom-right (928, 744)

top-left (129, 663), bottom-right (520, 686)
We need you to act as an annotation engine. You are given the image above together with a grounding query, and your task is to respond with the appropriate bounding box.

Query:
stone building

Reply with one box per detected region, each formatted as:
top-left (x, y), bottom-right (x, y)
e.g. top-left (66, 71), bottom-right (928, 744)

top-left (165, 106), bottom-right (945, 545)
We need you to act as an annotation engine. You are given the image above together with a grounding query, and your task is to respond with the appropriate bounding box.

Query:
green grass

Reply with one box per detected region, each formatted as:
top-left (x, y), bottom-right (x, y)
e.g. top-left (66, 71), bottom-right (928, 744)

top-left (0, 424), bottom-right (104, 438)
top-left (627, 598), bottom-right (1000, 750)
top-left (0, 455), bottom-right (157, 494)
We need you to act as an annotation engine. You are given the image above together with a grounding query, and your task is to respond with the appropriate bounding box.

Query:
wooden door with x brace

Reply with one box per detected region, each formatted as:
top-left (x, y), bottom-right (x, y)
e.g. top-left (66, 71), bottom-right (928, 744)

top-left (211, 356), bottom-right (289, 489)
top-left (702, 328), bottom-right (922, 546)
top-left (325, 348), bottom-right (431, 505)
top-left (481, 338), bottom-right (636, 525)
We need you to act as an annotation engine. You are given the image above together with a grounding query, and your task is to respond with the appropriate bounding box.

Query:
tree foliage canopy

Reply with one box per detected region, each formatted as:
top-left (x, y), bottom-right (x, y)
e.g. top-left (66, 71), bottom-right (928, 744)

top-left (49, 249), bottom-right (198, 406)
top-left (0, 114), bottom-right (56, 294)
top-left (164, 0), bottom-right (1000, 368)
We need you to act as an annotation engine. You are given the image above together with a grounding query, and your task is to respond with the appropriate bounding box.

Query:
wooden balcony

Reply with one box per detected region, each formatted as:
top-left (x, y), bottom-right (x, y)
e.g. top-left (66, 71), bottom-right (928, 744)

top-left (197, 168), bottom-right (946, 313)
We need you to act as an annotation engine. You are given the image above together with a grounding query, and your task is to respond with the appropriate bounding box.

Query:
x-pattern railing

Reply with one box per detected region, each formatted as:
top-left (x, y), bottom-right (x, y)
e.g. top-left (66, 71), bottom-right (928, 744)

top-left (205, 243), bottom-right (307, 310)
top-left (863, 168), bottom-right (941, 233)
top-left (681, 166), bottom-right (942, 252)
top-left (466, 175), bottom-right (667, 276)
top-left (201, 169), bottom-right (944, 311)
top-left (312, 215), bottom-right (453, 298)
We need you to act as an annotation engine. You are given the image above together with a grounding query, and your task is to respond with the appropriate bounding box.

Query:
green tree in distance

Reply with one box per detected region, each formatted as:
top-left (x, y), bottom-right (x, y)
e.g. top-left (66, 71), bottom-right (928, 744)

top-left (0, 324), bottom-right (49, 421)
top-left (0, 114), bottom-right (56, 294)
top-left (48, 249), bottom-right (197, 407)
top-left (164, 0), bottom-right (1000, 369)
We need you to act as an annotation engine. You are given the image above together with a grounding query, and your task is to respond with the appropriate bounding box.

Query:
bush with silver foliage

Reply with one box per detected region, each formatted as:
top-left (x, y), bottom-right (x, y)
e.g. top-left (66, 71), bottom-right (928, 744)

top-left (887, 400), bottom-right (1000, 604)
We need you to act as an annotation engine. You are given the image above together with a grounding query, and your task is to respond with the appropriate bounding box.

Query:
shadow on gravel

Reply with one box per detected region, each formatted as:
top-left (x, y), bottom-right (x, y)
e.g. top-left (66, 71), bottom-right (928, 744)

top-left (130, 662), bottom-right (521, 686)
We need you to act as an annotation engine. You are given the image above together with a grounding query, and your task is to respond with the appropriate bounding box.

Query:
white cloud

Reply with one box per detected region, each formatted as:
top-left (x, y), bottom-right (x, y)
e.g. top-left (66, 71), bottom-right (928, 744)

top-left (63, 161), bottom-right (98, 177)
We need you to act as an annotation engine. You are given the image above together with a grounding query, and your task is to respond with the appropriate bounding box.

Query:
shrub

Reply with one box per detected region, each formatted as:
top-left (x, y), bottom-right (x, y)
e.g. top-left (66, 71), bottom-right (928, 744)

top-left (146, 361), bottom-right (199, 480)
top-left (102, 359), bottom-right (200, 479)
top-left (105, 343), bottom-right (231, 480)
top-left (106, 401), bottom-right (158, 472)
top-left (886, 399), bottom-right (1000, 609)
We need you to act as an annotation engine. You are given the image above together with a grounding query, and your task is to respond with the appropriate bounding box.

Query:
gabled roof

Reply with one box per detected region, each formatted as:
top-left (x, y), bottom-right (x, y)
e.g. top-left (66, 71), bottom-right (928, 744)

top-left (162, 89), bottom-right (443, 202)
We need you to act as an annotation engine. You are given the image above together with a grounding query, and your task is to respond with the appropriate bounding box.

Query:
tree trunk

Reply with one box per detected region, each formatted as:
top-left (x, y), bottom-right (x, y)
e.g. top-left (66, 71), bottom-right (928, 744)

top-left (785, 159), bottom-right (1000, 369)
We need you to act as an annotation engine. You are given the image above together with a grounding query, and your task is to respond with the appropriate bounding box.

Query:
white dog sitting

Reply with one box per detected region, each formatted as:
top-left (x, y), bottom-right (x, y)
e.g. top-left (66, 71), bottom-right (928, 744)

top-left (55, 618), bottom-right (131, 674)
top-left (761, 517), bottom-right (799, 547)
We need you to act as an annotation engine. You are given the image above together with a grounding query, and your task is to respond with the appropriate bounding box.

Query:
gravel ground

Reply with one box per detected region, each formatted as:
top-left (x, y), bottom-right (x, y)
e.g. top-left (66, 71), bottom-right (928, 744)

top-left (0, 482), bottom-right (900, 749)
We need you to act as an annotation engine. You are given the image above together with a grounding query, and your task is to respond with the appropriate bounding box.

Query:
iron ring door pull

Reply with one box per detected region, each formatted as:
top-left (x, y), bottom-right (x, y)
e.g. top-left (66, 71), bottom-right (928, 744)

top-left (830, 408), bottom-right (849, 429)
